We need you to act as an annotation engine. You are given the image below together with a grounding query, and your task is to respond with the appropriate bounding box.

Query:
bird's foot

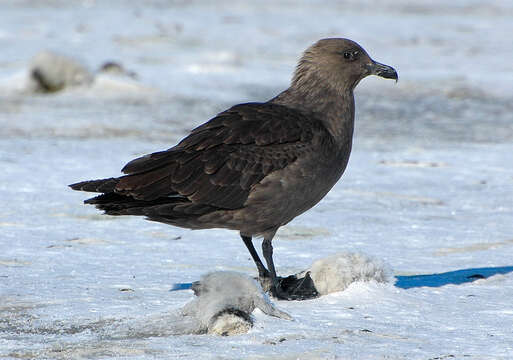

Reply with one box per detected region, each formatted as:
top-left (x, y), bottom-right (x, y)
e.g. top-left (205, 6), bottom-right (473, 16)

top-left (272, 272), bottom-right (319, 301)
top-left (257, 270), bottom-right (319, 300)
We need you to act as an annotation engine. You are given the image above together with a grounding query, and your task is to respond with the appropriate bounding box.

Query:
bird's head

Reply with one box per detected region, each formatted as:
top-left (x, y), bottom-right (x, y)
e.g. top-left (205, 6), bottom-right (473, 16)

top-left (293, 38), bottom-right (398, 92)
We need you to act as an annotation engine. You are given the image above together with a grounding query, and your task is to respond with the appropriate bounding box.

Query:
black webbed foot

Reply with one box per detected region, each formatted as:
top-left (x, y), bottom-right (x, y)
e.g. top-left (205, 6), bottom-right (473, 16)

top-left (271, 272), bottom-right (319, 301)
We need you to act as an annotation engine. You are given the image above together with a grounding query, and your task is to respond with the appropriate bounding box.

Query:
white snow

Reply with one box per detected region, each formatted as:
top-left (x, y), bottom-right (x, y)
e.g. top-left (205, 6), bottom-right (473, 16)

top-left (1, 1), bottom-right (513, 359)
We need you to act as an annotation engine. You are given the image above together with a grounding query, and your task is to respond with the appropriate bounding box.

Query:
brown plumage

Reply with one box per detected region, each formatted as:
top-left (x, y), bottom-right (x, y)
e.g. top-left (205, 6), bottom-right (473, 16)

top-left (70, 38), bottom-right (398, 300)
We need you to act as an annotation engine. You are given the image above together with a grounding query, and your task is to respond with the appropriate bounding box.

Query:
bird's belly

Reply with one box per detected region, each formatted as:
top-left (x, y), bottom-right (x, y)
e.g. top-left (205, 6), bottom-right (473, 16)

top-left (238, 155), bottom-right (347, 233)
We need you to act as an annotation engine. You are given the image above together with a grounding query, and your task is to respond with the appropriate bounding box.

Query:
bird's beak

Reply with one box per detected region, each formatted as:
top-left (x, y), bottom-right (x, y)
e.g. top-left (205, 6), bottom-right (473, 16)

top-left (367, 60), bottom-right (398, 82)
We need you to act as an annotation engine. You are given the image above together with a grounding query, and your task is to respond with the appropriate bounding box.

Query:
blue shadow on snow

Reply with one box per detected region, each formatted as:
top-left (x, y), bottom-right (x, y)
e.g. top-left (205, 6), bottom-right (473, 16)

top-left (394, 266), bottom-right (513, 289)
top-left (170, 282), bottom-right (193, 291)
top-left (170, 266), bottom-right (513, 291)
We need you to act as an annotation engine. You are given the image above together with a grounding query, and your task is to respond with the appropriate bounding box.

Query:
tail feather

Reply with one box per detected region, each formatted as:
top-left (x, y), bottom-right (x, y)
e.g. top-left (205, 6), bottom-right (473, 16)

top-left (70, 176), bottom-right (221, 229)
top-left (72, 185), bottom-right (219, 229)
top-left (84, 192), bottom-right (185, 215)
top-left (69, 177), bottom-right (119, 193)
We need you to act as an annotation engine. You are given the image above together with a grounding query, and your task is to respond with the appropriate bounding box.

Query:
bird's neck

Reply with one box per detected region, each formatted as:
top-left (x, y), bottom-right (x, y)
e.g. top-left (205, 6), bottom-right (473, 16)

top-left (269, 79), bottom-right (355, 142)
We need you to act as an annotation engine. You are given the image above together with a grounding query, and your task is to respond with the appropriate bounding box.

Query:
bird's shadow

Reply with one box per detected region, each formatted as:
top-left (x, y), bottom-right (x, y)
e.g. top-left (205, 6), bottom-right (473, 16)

top-left (394, 266), bottom-right (513, 289)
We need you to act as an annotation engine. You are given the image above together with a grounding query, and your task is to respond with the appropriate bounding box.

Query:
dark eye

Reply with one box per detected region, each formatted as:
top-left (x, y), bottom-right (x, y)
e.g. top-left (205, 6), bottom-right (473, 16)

top-left (342, 50), bottom-right (359, 61)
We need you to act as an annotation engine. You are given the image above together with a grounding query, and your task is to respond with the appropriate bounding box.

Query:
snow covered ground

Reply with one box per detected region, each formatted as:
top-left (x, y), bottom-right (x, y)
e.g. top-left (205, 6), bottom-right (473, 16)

top-left (1, 1), bottom-right (513, 359)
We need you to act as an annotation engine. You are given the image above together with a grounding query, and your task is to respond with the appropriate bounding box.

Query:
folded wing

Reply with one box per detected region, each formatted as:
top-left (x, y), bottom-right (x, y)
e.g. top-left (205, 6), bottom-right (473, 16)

top-left (71, 102), bottom-right (327, 214)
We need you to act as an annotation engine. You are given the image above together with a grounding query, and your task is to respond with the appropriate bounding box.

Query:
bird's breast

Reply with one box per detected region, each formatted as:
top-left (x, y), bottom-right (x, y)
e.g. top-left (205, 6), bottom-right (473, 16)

top-left (241, 145), bottom-right (350, 229)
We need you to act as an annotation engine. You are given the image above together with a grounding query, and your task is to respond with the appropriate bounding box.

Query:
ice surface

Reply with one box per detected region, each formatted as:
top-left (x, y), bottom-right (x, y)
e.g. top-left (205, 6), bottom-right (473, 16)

top-left (1, 1), bottom-right (513, 359)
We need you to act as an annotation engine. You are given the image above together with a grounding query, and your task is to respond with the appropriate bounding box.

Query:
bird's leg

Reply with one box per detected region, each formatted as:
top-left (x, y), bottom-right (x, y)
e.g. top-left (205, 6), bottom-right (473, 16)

top-left (241, 234), bottom-right (270, 280)
top-left (261, 236), bottom-right (282, 298)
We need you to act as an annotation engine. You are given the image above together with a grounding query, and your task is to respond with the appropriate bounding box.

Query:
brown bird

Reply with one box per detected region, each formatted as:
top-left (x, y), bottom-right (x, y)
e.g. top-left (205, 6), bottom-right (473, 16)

top-left (70, 38), bottom-right (398, 300)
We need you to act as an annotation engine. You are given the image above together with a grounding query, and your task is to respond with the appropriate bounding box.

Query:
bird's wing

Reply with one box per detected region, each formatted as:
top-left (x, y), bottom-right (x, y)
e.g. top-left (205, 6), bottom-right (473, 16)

top-left (115, 102), bottom-right (329, 209)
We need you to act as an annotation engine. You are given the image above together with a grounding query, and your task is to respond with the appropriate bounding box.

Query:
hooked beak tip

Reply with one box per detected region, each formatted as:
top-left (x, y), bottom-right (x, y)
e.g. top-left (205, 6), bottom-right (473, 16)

top-left (369, 61), bottom-right (398, 82)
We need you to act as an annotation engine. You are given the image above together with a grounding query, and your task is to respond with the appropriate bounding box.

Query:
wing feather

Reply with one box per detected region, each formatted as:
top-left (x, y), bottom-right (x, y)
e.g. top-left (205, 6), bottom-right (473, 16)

top-left (112, 102), bottom-right (329, 210)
